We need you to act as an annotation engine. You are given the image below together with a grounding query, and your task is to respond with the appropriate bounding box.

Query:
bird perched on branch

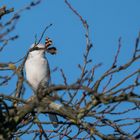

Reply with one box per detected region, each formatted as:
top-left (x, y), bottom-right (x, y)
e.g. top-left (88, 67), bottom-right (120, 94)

top-left (25, 37), bottom-right (58, 128)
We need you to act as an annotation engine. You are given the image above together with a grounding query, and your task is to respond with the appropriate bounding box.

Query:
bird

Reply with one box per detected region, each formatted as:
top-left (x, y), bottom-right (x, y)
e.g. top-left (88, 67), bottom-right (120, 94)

top-left (25, 37), bottom-right (58, 128)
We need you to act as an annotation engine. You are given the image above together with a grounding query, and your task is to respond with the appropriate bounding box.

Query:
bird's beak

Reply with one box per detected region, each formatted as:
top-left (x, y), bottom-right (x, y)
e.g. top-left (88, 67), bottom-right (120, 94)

top-left (46, 47), bottom-right (57, 55)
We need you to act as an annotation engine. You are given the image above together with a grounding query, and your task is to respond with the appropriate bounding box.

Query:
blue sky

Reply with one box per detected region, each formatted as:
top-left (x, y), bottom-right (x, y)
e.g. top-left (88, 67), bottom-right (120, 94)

top-left (1, 0), bottom-right (140, 96)
top-left (1, 0), bottom-right (140, 82)
top-left (1, 0), bottom-right (140, 139)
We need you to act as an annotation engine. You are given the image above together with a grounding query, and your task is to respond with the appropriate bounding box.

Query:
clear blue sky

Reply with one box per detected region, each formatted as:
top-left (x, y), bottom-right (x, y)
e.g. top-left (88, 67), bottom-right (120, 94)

top-left (1, 0), bottom-right (140, 139)
top-left (1, 0), bottom-right (140, 83)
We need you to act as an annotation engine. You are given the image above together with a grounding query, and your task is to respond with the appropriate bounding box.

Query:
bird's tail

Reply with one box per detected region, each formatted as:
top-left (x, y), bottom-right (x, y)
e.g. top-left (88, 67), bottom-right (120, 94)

top-left (48, 114), bottom-right (58, 128)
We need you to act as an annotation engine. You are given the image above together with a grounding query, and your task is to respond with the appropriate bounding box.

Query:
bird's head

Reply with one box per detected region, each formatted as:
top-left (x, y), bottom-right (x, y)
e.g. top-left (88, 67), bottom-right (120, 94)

top-left (29, 37), bottom-right (57, 56)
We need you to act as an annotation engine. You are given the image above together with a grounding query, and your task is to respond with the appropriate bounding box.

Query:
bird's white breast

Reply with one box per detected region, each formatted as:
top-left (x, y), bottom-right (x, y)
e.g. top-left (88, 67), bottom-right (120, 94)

top-left (25, 54), bottom-right (50, 91)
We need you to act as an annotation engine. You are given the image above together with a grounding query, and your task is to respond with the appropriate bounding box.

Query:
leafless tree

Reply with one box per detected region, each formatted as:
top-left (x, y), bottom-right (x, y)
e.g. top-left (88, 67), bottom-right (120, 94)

top-left (0, 1), bottom-right (140, 140)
